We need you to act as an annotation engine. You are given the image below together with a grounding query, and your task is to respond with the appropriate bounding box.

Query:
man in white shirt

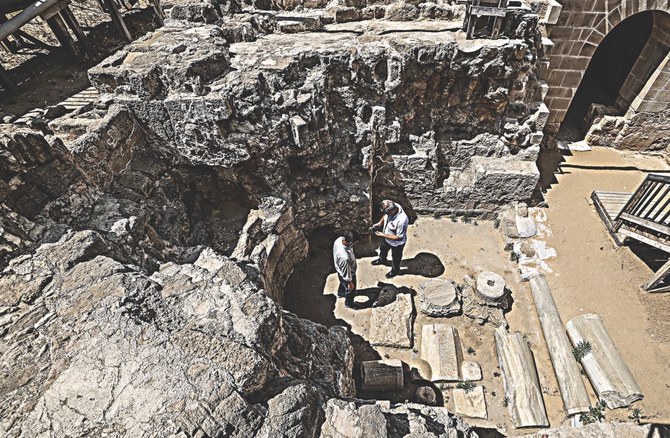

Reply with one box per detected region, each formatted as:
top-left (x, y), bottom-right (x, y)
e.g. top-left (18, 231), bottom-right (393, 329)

top-left (333, 230), bottom-right (360, 308)
top-left (371, 200), bottom-right (409, 278)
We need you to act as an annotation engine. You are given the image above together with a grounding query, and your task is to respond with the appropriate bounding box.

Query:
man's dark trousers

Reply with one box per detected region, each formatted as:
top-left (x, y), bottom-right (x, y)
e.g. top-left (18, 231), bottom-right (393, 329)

top-left (379, 240), bottom-right (405, 275)
top-left (338, 275), bottom-right (356, 306)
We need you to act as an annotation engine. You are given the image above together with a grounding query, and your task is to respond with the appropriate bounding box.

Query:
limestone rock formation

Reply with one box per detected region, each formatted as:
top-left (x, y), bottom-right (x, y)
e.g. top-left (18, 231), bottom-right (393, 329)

top-left (320, 399), bottom-right (476, 438)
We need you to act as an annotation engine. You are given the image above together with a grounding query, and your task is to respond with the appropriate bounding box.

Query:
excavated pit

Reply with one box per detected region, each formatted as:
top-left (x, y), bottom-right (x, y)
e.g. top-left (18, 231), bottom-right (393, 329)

top-left (0, 4), bottom-right (573, 437)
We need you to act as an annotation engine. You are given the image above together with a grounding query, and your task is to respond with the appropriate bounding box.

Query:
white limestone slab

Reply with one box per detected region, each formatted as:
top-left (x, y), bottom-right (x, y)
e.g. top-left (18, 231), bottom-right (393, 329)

top-left (420, 324), bottom-right (461, 381)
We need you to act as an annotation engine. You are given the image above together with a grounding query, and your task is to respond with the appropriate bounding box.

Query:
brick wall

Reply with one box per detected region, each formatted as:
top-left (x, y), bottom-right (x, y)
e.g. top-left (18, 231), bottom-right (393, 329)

top-left (544, 0), bottom-right (670, 132)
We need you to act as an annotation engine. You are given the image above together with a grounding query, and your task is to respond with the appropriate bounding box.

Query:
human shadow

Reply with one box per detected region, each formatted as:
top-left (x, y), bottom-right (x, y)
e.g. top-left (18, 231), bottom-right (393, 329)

top-left (400, 252), bottom-right (445, 277)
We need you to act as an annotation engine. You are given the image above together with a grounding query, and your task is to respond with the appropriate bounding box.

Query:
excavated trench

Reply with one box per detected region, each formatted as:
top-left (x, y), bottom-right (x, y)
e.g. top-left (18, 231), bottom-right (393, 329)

top-left (0, 6), bottom-right (562, 437)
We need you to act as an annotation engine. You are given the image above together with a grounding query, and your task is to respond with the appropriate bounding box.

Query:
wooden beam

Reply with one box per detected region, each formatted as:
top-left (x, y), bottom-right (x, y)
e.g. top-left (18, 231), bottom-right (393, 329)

top-left (102, 0), bottom-right (131, 41)
top-left (528, 274), bottom-right (590, 415)
top-left (494, 327), bottom-right (549, 427)
top-left (645, 258), bottom-right (670, 291)
top-left (619, 227), bottom-right (670, 253)
top-left (619, 212), bottom-right (670, 237)
top-left (45, 12), bottom-right (79, 58)
top-left (566, 314), bottom-right (643, 409)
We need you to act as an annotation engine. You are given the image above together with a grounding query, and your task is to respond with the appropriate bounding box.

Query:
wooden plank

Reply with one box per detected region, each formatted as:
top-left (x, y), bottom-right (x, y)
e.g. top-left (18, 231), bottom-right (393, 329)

top-left (528, 274), bottom-right (590, 415)
top-left (566, 314), bottom-right (643, 409)
top-left (619, 212), bottom-right (670, 237)
top-left (619, 227), bottom-right (670, 253)
top-left (494, 327), bottom-right (549, 427)
top-left (645, 258), bottom-right (670, 291)
top-left (470, 5), bottom-right (507, 16)
top-left (616, 179), bottom-right (653, 227)
top-left (632, 181), bottom-right (663, 217)
top-left (643, 185), bottom-right (670, 219)
top-left (650, 194), bottom-right (670, 223)
top-left (102, 0), bottom-right (131, 41)
top-left (592, 191), bottom-right (625, 245)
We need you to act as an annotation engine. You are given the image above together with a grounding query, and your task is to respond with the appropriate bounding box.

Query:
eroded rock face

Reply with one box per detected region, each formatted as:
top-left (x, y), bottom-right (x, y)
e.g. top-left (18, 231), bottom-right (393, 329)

top-left (0, 231), bottom-right (354, 437)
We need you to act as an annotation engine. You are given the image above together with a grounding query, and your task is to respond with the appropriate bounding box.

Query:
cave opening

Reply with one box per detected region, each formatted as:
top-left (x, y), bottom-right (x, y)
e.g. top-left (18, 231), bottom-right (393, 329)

top-left (558, 11), bottom-right (654, 140)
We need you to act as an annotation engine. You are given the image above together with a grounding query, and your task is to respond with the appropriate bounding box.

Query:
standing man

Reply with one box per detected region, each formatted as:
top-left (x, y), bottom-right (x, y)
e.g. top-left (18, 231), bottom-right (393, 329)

top-left (333, 230), bottom-right (360, 308)
top-left (371, 200), bottom-right (409, 278)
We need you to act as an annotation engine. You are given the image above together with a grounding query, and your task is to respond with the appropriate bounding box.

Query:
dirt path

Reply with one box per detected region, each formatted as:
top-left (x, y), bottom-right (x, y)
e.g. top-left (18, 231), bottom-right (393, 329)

top-left (541, 146), bottom-right (670, 424)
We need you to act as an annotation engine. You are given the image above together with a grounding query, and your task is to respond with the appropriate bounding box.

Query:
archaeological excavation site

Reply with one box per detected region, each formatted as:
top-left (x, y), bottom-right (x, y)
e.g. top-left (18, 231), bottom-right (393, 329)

top-left (2, 0), bottom-right (670, 436)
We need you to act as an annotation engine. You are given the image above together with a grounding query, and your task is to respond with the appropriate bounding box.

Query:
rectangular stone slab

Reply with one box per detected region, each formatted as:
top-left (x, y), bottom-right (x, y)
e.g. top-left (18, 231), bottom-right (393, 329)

top-left (420, 324), bottom-right (461, 381)
top-left (566, 314), bottom-right (643, 409)
top-left (369, 293), bottom-right (413, 348)
top-left (494, 327), bottom-right (549, 428)
top-left (453, 385), bottom-right (488, 419)
top-left (361, 359), bottom-right (404, 391)
top-left (529, 274), bottom-right (590, 415)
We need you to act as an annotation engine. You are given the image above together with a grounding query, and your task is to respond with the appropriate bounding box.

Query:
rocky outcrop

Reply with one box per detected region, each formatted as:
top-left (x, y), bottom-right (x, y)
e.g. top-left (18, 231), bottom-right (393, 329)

top-left (0, 229), bottom-right (354, 437)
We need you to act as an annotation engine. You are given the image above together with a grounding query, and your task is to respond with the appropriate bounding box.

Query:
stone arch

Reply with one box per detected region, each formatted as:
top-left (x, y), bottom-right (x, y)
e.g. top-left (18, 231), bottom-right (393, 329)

top-left (543, 1), bottom-right (670, 134)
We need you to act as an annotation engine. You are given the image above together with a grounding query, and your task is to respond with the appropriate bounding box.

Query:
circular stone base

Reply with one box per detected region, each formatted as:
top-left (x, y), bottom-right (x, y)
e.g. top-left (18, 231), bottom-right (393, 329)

top-left (418, 278), bottom-right (461, 317)
top-left (475, 271), bottom-right (506, 302)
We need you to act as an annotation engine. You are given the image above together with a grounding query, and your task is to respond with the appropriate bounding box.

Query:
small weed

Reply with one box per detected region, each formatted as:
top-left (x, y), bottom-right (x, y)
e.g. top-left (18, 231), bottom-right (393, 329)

top-left (433, 211), bottom-right (441, 219)
top-left (572, 340), bottom-right (592, 362)
top-left (450, 213), bottom-right (457, 222)
top-left (456, 381), bottom-right (476, 393)
top-left (502, 396), bottom-right (510, 407)
top-left (510, 252), bottom-right (518, 262)
top-left (462, 215), bottom-right (472, 224)
top-left (493, 217), bottom-right (500, 229)
top-left (581, 401), bottom-right (607, 425)
top-left (466, 346), bottom-right (476, 355)
top-left (629, 407), bottom-right (642, 424)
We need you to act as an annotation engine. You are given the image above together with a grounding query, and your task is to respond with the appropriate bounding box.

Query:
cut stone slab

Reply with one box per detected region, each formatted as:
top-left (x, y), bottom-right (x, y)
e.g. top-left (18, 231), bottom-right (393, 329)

top-left (369, 293), bottom-right (414, 348)
top-left (453, 385), bottom-right (487, 419)
top-left (420, 324), bottom-right (461, 381)
top-left (494, 327), bottom-right (549, 428)
top-left (461, 361), bottom-right (482, 382)
top-left (361, 359), bottom-right (404, 391)
top-left (476, 271), bottom-right (506, 304)
top-left (566, 314), bottom-right (643, 409)
top-left (418, 278), bottom-right (461, 317)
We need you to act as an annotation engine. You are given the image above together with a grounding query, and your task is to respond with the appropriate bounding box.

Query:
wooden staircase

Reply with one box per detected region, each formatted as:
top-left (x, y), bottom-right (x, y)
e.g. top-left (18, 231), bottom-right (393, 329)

top-left (593, 174), bottom-right (670, 292)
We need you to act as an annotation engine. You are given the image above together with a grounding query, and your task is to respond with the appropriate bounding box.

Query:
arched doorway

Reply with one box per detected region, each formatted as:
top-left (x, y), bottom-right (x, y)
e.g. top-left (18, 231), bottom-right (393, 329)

top-left (557, 10), bottom-right (670, 141)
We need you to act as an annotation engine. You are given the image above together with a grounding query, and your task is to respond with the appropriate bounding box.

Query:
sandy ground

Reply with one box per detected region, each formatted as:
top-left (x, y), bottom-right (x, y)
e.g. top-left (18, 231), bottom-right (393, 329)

top-left (285, 218), bottom-right (566, 435)
top-left (541, 146), bottom-right (670, 425)
top-left (285, 146), bottom-right (670, 434)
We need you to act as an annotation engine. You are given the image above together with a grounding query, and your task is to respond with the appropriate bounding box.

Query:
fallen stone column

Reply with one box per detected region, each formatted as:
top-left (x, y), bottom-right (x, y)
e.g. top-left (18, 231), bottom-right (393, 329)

top-left (566, 314), bottom-right (643, 409)
top-left (361, 359), bottom-right (404, 391)
top-left (528, 274), bottom-right (590, 415)
top-left (494, 327), bottom-right (549, 428)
